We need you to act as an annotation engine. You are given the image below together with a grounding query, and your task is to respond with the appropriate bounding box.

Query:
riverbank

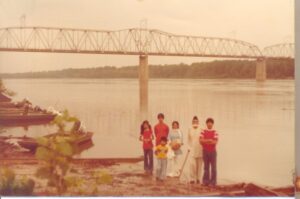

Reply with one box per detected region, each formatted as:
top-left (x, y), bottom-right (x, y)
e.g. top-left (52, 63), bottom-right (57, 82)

top-left (0, 157), bottom-right (294, 196)
top-left (0, 137), bottom-right (295, 196)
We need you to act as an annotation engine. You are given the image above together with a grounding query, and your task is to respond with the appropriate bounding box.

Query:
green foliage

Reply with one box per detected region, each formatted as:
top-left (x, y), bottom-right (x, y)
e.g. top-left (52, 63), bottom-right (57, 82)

top-left (63, 171), bottom-right (113, 195)
top-left (0, 167), bottom-right (35, 196)
top-left (35, 109), bottom-right (112, 195)
top-left (35, 109), bottom-right (87, 195)
top-left (92, 170), bottom-right (113, 185)
top-left (0, 59), bottom-right (295, 79)
top-left (35, 134), bottom-right (76, 195)
top-left (51, 109), bottom-right (79, 133)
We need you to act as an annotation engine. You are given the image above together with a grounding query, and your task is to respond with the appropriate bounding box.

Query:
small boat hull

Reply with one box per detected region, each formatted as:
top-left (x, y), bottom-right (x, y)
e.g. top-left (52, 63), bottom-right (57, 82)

top-left (0, 93), bottom-right (12, 102)
top-left (0, 114), bottom-right (55, 125)
top-left (18, 132), bottom-right (94, 152)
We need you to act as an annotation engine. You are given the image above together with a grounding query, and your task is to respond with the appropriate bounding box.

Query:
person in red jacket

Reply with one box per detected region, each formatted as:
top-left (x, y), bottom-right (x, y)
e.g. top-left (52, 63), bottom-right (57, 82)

top-left (200, 118), bottom-right (218, 187)
top-left (139, 120), bottom-right (154, 174)
top-left (154, 113), bottom-right (170, 146)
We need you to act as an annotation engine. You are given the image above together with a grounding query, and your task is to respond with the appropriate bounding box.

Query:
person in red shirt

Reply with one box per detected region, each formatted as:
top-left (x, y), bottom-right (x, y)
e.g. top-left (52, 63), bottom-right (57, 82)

top-left (200, 118), bottom-right (218, 187)
top-left (139, 120), bottom-right (154, 174)
top-left (154, 113), bottom-right (170, 146)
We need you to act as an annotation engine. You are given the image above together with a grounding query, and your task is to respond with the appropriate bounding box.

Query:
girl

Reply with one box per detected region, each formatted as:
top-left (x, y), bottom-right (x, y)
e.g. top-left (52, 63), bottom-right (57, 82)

top-left (167, 121), bottom-right (183, 177)
top-left (139, 120), bottom-right (154, 174)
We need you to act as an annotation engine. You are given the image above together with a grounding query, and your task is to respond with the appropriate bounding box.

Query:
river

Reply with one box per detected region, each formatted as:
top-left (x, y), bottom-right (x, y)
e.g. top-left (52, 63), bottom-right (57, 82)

top-left (0, 78), bottom-right (294, 187)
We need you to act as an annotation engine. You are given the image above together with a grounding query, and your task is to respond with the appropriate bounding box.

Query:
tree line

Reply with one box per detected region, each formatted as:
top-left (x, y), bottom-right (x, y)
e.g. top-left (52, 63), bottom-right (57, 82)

top-left (0, 59), bottom-right (294, 79)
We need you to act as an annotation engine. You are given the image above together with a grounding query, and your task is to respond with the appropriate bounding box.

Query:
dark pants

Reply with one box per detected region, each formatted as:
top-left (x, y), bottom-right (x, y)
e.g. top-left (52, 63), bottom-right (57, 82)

top-left (143, 149), bottom-right (153, 172)
top-left (202, 150), bottom-right (217, 186)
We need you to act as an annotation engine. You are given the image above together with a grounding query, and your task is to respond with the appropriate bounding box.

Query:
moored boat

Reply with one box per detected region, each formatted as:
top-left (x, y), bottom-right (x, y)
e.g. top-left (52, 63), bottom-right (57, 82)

top-left (0, 113), bottom-right (56, 125)
top-left (0, 92), bottom-right (12, 102)
top-left (0, 102), bottom-right (17, 108)
top-left (18, 131), bottom-right (94, 152)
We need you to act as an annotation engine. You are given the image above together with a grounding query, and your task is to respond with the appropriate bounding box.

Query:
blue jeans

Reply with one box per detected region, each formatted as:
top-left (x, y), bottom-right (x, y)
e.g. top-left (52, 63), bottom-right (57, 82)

top-left (156, 158), bottom-right (167, 180)
top-left (144, 149), bottom-right (153, 172)
top-left (202, 150), bottom-right (217, 185)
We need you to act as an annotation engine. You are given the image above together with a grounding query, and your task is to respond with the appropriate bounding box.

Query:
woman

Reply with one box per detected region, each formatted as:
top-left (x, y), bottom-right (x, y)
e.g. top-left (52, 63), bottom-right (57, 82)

top-left (167, 121), bottom-right (183, 177)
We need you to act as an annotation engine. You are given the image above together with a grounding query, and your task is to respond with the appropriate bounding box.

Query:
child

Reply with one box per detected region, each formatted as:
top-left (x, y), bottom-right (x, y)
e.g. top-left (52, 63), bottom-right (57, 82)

top-left (188, 116), bottom-right (203, 184)
top-left (200, 118), bottom-right (218, 187)
top-left (139, 120), bottom-right (154, 174)
top-left (167, 121), bottom-right (183, 177)
top-left (154, 113), bottom-right (169, 146)
top-left (155, 136), bottom-right (168, 181)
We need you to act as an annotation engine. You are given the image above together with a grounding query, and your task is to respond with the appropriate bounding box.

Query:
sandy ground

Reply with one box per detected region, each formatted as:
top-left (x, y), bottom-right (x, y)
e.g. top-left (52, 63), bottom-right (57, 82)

top-left (1, 160), bottom-right (253, 196)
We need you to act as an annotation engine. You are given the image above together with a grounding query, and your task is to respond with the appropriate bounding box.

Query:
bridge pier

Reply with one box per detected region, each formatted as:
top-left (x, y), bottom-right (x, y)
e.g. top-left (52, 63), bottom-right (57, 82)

top-left (139, 55), bottom-right (148, 119)
top-left (256, 58), bottom-right (266, 82)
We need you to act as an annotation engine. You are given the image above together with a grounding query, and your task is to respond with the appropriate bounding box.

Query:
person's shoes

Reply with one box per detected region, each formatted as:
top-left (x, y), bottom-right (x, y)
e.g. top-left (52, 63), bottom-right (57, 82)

top-left (209, 184), bottom-right (216, 188)
top-left (190, 181), bottom-right (195, 184)
top-left (196, 180), bottom-right (200, 184)
top-left (202, 183), bottom-right (209, 187)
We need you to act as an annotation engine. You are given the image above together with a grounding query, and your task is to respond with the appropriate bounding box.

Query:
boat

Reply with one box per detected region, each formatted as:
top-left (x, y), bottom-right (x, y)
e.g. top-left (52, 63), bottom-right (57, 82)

top-left (0, 102), bottom-right (17, 108)
top-left (0, 92), bottom-right (12, 102)
top-left (17, 131), bottom-right (94, 152)
top-left (0, 108), bottom-right (44, 115)
top-left (0, 113), bottom-right (56, 125)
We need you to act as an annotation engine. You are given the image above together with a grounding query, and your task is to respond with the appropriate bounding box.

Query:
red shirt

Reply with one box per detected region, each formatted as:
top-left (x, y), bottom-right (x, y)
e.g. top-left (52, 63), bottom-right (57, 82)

top-left (141, 130), bottom-right (153, 149)
top-left (154, 123), bottom-right (169, 145)
top-left (200, 129), bottom-right (218, 152)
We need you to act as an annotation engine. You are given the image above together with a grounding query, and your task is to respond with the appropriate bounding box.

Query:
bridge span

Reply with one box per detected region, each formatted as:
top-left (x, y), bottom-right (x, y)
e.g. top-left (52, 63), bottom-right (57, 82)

top-left (0, 27), bottom-right (294, 117)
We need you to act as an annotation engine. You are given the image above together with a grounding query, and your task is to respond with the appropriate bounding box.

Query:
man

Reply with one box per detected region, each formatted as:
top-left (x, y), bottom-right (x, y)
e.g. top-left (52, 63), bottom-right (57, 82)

top-left (200, 117), bottom-right (218, 187)
top-left (188, 116), bottom-right (203, 184)
top-left (154, 113), bottom-right (169, 146)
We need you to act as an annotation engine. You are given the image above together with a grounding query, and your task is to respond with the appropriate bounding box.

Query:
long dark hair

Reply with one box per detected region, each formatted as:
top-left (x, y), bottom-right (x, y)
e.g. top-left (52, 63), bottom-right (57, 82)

top-left (140, 120), bottom-right (152, 135)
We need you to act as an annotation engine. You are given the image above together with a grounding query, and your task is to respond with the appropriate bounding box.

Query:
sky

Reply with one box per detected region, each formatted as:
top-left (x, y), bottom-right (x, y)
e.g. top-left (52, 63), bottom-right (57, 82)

top-left (0, 0), bottom-right (294, 73)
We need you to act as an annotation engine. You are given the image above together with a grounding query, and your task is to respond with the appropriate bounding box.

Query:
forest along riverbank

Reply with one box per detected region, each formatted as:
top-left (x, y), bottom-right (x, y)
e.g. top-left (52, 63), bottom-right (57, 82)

top-left (0, 84), bottom-right (295, 196)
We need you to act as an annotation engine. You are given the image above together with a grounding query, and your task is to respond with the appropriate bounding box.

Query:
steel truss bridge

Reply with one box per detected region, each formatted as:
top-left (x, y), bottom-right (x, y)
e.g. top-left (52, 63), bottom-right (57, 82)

top-left (0, 26), bottom-right (294, 59)
top-left (0, 26), bottom-right (295, 117)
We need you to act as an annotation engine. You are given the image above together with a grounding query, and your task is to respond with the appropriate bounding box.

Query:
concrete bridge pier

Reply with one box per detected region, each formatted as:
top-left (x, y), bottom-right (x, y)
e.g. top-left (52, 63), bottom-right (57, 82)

top-left (256, 58), bottom-right (267, 82)
top-left (139, 55), bottom-right (149, 120)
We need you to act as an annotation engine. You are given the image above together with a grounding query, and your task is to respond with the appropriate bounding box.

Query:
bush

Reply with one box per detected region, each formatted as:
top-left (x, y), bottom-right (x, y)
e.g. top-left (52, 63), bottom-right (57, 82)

top-left (0, 167), bottom-right (35, 196)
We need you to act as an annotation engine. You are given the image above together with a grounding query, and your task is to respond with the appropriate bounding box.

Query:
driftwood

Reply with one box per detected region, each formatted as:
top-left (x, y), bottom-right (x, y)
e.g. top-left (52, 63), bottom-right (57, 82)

top-left (245, 183), bottom-right (289, 196)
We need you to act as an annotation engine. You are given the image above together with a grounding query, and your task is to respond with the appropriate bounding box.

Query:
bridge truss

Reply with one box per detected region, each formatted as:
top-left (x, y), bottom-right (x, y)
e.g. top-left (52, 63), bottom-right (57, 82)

top-left (0, 27), bottom-right (264, 59)
top-left (263, 43), bottom-right (294, 59)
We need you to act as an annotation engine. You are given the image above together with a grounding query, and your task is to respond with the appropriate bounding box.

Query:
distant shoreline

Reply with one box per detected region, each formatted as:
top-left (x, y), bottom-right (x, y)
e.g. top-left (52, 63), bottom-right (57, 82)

top-left (0, 59), bottom-right (294, 79)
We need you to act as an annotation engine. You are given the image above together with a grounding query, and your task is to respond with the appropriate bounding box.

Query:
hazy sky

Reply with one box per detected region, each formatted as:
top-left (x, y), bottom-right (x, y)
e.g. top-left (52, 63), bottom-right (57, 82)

top-left (0, 0), bottom-right (294, 73)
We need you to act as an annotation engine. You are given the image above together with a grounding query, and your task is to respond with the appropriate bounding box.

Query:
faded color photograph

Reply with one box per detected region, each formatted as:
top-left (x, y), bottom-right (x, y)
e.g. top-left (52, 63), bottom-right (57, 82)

top-left (0, 0), bottom-right (295, 196)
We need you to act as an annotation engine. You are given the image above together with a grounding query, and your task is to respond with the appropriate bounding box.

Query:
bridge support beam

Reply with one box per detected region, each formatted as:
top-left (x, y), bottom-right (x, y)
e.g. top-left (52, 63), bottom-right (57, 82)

top-left (139, 55), bottom-right (148, 119)
top-left (256, 58), bottom-right (267, 82)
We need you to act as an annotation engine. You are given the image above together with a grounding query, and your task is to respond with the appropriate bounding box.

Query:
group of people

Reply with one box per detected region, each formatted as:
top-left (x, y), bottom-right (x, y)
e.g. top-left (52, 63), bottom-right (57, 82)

top-left (139, 113), bottom-right (218, 187)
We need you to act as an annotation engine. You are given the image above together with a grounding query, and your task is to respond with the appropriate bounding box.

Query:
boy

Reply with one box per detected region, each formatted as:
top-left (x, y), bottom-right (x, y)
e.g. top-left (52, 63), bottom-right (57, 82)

top-left (200, 118), bottom-right (218, 187)
top-left (154, 113), bottom-right (169, 146)
top-left (188, 116), bottom-right (203, 184)
top-left (155, 136), bottom-right (168, 181)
